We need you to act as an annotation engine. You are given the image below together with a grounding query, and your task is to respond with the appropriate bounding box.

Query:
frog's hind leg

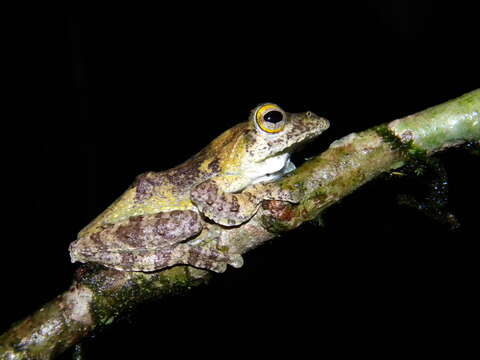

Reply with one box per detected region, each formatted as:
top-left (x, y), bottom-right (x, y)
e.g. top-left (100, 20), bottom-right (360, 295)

top-left (70, 209), bottom-right (243, 273)
top-left (102, 245), bottom-right (242, 273)
top-left (170, 243), bottom-right (243, 273)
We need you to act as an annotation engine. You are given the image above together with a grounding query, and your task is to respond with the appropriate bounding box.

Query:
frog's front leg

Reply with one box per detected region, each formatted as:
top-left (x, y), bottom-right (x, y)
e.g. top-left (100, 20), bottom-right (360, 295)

top-left (69, 210), bottom-right (241, 273)
top-left (191, 178), bottom-right (302, 226)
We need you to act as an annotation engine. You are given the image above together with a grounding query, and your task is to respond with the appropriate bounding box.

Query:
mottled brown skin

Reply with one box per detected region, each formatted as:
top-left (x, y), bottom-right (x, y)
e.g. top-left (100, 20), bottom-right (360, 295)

top-left (132, 125), bottom-right (246, 203)
top-left (72, 211), bottom-right (238, 272)
top-left (69, 104), bottom-right (329, 272)
top-left (191, 180), bottom-right (303, 226)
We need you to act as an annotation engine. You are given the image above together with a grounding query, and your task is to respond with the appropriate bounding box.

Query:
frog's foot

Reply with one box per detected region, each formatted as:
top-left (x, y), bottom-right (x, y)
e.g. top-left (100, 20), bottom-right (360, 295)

top-left (173, 244), bottom-right (244, 273)
top-left (191, 180), bottom-right (303, 226)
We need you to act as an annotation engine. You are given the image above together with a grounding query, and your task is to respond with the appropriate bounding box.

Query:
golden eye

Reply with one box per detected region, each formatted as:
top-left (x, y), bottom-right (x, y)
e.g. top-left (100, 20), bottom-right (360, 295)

top-left (255, 104), bottom-right (286, 134)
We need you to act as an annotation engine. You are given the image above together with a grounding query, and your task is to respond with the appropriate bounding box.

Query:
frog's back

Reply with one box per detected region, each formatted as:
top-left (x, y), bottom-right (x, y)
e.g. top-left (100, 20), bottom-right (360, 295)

top-left (78, 145), bottom-right (227, 238)
top-left (78, 123), bottom-right (249, 238)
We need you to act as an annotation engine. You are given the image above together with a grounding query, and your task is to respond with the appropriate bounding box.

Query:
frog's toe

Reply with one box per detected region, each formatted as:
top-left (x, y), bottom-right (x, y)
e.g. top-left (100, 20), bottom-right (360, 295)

top-left (205, 262), bottom-right (228, 273)
top-left (229, 254), bottom-right (244, 268)
top-left (205, 254), bottom-right (242, 272)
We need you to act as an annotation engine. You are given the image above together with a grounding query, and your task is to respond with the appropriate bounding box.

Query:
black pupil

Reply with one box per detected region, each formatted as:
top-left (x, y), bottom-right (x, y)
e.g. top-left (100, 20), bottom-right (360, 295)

top-left (264, 110), bottom-right (283, 124)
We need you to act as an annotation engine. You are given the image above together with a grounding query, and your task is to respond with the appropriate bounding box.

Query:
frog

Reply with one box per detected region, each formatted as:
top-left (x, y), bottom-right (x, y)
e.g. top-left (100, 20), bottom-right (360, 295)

top-left (69, 103), bottom-right (330, 273)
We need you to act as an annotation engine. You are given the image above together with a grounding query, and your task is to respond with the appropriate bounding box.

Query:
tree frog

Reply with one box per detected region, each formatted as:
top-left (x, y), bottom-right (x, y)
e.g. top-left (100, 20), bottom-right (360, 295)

top-left (69, 103), bottom-right (329, 272)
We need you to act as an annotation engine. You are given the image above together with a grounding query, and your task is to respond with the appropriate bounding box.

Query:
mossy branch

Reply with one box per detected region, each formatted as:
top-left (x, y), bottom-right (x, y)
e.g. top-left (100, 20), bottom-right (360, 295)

top-left (1, 89), bottom-right (478, 359)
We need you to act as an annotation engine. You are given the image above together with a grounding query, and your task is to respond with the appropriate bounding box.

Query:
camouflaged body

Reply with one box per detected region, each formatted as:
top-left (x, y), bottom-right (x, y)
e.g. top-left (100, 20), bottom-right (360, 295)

top-left (76, 111), bottom-right (328, 238)
top-left (69, 107), bottom-right (329, 272)
top-left (70, 210), bottom-right (240, 272)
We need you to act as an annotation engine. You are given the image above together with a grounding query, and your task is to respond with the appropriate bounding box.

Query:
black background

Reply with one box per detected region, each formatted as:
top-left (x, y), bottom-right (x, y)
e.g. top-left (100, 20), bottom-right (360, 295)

top-left (3, 2), bottom-right (479, 358)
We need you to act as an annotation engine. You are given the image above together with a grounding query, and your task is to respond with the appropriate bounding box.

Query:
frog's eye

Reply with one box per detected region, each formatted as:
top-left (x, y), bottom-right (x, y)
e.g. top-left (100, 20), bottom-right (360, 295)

top-left (255, 104), bottom-right (286, 134)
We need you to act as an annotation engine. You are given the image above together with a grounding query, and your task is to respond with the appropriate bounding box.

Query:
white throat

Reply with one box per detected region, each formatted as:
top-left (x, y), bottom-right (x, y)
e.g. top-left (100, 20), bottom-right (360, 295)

top-left (247, 153), bottom-right (295, 185)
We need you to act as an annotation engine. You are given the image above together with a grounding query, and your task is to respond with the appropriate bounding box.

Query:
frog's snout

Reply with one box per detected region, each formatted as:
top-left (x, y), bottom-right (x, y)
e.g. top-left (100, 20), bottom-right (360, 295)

top-left (302, 111), bottom-right (330, 131)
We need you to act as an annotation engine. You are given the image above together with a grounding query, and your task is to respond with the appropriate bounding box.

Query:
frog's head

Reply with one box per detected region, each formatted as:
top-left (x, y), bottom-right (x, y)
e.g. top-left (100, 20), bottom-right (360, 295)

top-left (235, 103), bottom-right (330, 184)
top-left (248, 103), bottom-right (330, 158)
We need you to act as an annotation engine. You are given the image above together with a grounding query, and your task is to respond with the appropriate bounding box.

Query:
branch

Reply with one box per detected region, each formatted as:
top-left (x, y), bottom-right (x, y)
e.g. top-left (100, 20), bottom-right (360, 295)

top-left (1, 89), bottom-right (478, 359)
